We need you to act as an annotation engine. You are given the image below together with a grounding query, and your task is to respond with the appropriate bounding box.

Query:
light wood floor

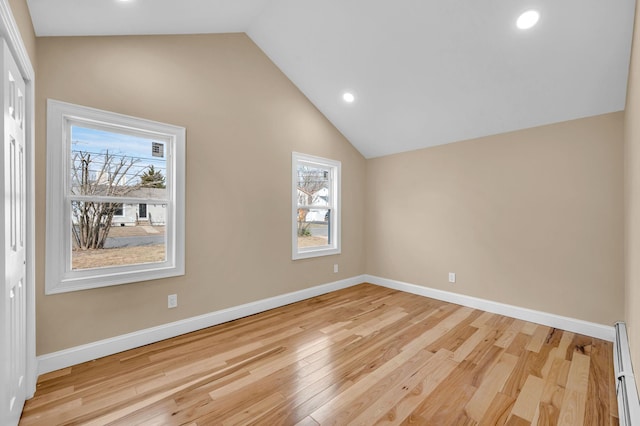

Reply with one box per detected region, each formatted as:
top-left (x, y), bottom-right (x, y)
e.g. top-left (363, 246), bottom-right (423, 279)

top-left (20, 283), bottom-right (618, 425)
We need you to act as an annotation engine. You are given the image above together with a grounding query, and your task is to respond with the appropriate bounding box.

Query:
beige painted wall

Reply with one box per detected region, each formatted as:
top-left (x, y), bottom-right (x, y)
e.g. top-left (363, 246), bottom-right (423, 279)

top-left (32, 26), bottom-right (627, 358)
top-left (35, 34), bottom-right (366, 354)
top-left (624, 0), bottom-right (640, 392)
top-left (366, 113), bottom-right (624, 326)
top-left (7, 0), bottom-right (35, 65)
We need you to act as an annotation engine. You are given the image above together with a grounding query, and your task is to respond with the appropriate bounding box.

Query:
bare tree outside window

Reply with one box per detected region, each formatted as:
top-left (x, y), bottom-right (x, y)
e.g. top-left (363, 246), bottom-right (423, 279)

top-left (69, 127), bottom-right (169, 271)
top-left (71, 150), bottom-right (144, 250)
top-left (296, 165), bottom-right (331, 249)
top-left (296, 166), bottom-right (328, 237)
top-left (45, 100), bottom-right (185, 293)
top-left (292, 153), bottom-right (340, 259)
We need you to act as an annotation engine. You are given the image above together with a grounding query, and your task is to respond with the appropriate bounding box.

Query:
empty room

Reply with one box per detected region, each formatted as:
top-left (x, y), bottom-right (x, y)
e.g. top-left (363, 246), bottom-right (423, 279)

top-left (2, 0), bottom-right (640, 424)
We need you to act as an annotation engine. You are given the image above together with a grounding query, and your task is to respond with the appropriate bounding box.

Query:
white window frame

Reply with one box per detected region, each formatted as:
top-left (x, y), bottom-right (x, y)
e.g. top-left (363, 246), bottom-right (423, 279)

top-left (45, 99), bottom-right (185, 294)
top-left (292, 152), bottom-right (341, 260)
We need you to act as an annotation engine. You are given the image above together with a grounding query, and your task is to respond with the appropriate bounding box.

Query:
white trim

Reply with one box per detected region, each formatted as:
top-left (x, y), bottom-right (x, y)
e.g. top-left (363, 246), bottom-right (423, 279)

top-left (36, 274), bottom-right (618, 375)
top-left (292, 152), bottom-right (341, 260)
top-left (37, 275), bottom-right (365, 375)
top-left (45, 99), bottom-right (186, 294)
top-left (364, 275), bottom-right (615, 342)
top-left (0, 0), bottom-right (36, 399)
top-left (0, 2), bottom-right (33, 79)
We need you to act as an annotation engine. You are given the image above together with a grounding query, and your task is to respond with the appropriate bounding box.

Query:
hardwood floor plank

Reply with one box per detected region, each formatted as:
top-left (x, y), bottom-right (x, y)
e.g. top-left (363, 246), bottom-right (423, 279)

top-left (521, 322), bottom-right (538, 335)
top-left (506, 333), bottom-right (532, 357)
top-left (369, 352), bottom-right (461, 425)
top-left (422, 383), bottom-right (478, 424)
top-left (294, 416), bottom-right (319, 426)
top-left (453, 326), bottom-right (493, 362)
top-left (505, 414), bottom-right (531, 426)
top-left (309, 347), bottom-right (436, 424)
top-left (465, 320), bottom-right (514, 374)
top-left (470, 311), bottom-right (497, 328)
top-left (526, 326), bottom-right (552, 353)
top-left (556, 331), bottom-right (575, 360)
top-left (465, 352), bottom-right (519, 422)
top-left (349, 348), bottom-right (453, 425)
top-left (534, 358), bottom-right (568, 425)
top-left (307, 306), bottom-right (473, 424)
top-left (221, 391), bottom-right (285, 426)
top-left (585, 339), bottom-right (613, 425)
top-left (503, 351), bottom-right (539, 398)
top-left (19, 283), bottom-right (617, 426)
top-left (107, 398), bottom-right (179, 426)
top-left (478, 392), bottom-right (515, 426)
top-left (248, 316), bottom-right (438, 425)
top-left (557, 352), bottom-right (591, 426)
top-left (495, 319), bottom-right (526, 349)
top-left (19, 398), bottom-right (82, 426)
top-left (425, 321), bottom-right (479, 354)
top-left (510, 375), bottom-right (544, 422)
top-left (566, 352), bottom-right (591, 392)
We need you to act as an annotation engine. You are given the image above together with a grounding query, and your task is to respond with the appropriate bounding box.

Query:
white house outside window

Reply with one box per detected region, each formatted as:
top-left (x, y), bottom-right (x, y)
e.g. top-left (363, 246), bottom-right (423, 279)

top-left (292, 152), bottom-right (341, 259)
top-left (45, 100), bottom-right (185, 294)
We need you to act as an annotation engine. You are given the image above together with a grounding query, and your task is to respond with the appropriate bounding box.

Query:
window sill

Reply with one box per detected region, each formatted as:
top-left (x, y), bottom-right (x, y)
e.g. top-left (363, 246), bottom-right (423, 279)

top-left (293, 247), bottom-right (341, 260)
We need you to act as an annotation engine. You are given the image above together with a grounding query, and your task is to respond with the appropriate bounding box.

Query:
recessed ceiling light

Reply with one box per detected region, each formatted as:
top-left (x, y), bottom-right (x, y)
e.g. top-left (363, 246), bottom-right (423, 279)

top-left (342, 92), bottom-right (355, 103)
top-left (516, 10), bottom-right (540, 30)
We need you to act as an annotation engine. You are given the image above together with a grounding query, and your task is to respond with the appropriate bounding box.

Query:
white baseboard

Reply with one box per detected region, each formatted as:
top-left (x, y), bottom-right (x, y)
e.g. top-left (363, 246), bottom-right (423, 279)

top-left (37, 275), bottom-right (365, 375)
top-left (37, 273), bottom-right (615, 376)
top-left (364, 275), bottom-right (615, 342)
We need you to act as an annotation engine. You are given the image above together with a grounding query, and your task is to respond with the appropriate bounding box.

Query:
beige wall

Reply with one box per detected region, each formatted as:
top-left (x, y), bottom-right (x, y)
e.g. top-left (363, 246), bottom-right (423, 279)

top-left (624, 0), bottom-right (640, 392)
top-left (366, 113), bottom-right (624, 326)
top-left (35, 34), bottom-right (366, 354)
top-left (32, 28), bottom-right (628, 358)
top-left (7, 0), bottom-right (35, 66)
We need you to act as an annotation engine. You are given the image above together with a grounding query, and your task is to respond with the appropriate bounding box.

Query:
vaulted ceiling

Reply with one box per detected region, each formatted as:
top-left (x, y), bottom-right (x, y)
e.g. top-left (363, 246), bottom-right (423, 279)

top-left (27, 0), bottom-right (636, 158)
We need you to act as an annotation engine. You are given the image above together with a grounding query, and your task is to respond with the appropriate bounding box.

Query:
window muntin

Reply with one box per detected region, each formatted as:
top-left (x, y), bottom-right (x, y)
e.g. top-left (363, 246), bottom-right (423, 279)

top-left (46, 100), bottom-right (185, 293)
top-left (292, 153), bottom-right (340, 259)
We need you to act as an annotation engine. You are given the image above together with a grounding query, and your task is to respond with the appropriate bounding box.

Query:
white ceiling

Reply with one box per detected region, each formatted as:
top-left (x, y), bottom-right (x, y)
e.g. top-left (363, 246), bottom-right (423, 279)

top-left (27, 0), bottom-right (636, 158)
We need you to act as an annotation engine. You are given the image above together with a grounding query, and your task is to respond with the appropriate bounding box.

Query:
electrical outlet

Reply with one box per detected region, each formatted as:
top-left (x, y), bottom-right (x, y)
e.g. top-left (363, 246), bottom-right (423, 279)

top-left (168, 294), bottom-right (178, 309)
top-left (448, 272), bottom-right (456, 283)
top-left (334, 264), bottom-right (339, 273)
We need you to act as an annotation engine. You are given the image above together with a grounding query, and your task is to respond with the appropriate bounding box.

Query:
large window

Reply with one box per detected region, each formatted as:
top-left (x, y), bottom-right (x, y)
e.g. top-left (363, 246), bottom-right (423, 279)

top-left (292, 152), bottom-right (341, 259)
top-left (45, 100), bottom-right (185, 294)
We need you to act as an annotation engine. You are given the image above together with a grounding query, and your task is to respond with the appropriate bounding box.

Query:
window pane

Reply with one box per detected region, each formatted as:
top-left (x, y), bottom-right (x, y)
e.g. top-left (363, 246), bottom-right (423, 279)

top-left (296, 164), bottom-right (330, 207)
top-left (297, 208), bottom-right (330, 248)
top-left (70, 125), bottom-right (167, 199)
top-left (71, 201), bottom-right (166, 270)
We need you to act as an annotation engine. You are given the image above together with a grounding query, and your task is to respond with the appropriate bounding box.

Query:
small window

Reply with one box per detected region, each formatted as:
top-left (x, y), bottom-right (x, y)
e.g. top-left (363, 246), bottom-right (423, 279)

top-left (45, 100), bottom-right (185, 293)
top-left (292, 152), bottom-right (341, 259)
top-left (152, 142), bottom-right (164, 158)
top-left (139, 203), bottom-right (147, 219)
top-left (113, 204), bottom-right (124, 216)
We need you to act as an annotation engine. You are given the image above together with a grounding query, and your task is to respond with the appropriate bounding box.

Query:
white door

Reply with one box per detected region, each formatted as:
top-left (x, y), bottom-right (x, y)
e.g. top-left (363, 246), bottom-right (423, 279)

top-left (0, 38), bottom-right (26, 426)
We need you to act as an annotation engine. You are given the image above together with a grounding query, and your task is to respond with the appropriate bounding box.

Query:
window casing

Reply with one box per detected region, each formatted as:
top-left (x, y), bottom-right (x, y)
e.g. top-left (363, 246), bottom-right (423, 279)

top-left (292, 152), bottom-right (341, 259)
top-left (45, 99), bottom-right (185, 294)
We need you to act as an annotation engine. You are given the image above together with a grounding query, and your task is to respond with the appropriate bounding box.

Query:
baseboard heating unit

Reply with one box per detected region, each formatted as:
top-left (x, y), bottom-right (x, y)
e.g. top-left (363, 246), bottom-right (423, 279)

top-left (614, 322), bottom-right (640, 425)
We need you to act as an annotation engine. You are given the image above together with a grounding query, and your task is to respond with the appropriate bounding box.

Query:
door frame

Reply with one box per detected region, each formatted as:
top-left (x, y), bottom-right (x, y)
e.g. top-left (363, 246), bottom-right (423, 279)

top-left (0, 0), bottom-right (36, 398)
